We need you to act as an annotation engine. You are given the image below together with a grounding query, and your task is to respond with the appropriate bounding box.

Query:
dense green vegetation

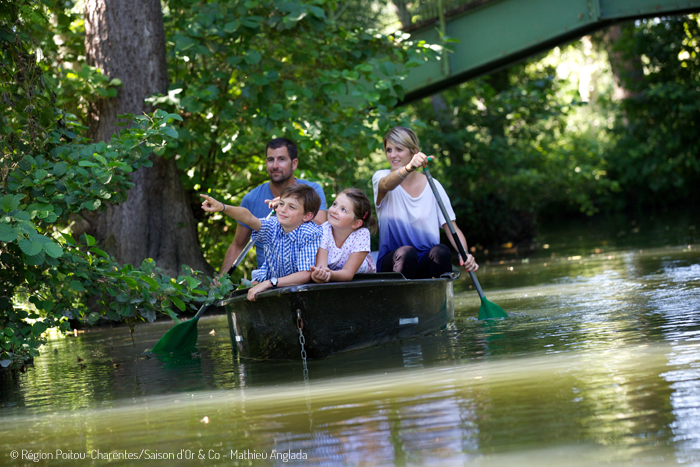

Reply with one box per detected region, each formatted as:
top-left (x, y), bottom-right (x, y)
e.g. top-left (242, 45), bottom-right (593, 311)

top-left (1, 0), bottom-right (698, 367)
top-left (0, 1), bottom-right (240, 367)
top-left (606, 17), bottom-right (700, 209)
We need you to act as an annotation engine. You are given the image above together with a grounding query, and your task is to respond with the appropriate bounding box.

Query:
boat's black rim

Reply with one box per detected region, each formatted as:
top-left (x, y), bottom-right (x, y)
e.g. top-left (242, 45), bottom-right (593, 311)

top-left (220, 270), bottom-right (458, 306)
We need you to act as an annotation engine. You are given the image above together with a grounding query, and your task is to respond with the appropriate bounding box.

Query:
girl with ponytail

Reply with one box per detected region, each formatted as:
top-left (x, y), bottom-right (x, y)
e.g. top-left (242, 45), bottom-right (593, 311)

top-left (310, 188), bottom-right (377, 283)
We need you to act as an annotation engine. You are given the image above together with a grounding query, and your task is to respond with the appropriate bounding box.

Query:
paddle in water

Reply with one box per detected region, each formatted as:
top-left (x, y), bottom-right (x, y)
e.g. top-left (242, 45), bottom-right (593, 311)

top-left (423, 164), bottom-right (508, 320)
top-left (151, 211), bottom-right (274, 353)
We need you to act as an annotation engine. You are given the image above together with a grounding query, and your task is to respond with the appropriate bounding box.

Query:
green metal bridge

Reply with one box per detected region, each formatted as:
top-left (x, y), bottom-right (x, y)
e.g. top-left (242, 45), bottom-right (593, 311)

top-left (398, 0), bottom-right (700, 103)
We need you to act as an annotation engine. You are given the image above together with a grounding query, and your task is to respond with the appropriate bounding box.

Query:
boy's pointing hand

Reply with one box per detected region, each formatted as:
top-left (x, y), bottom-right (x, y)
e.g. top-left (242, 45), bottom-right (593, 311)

top-left (200, 194), bottom-right (225, 212)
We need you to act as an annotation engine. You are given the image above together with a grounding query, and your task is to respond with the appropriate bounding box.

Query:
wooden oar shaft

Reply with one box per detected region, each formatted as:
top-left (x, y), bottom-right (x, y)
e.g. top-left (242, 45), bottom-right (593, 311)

top-left (424, 168), bottom-right (485, 299)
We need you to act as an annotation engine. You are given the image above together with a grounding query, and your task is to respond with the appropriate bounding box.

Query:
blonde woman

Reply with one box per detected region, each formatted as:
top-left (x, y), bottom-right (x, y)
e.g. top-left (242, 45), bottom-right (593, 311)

top-left (372, 126), bottom-right (478, 279)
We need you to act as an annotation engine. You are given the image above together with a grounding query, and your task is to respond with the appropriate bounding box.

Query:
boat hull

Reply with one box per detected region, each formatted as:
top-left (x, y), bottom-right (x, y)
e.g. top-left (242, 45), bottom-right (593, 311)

top-left (222, 272), bottom-right (456, 360)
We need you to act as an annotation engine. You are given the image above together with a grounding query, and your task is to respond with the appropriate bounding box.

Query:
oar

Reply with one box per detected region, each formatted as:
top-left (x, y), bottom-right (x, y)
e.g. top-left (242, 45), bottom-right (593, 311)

top-left (423, 166), bottom-right (508, 320)
top-left (151, 211), bottom-right (273, 353)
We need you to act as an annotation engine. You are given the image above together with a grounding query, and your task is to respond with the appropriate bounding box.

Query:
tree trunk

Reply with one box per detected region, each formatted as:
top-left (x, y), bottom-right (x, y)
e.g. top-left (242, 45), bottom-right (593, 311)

top-left (82, 0), bottom-right (213, 277)
top-left (602, 22), bottom-right (644, 101)
top-left (392, 0), bottom-right (412, 29)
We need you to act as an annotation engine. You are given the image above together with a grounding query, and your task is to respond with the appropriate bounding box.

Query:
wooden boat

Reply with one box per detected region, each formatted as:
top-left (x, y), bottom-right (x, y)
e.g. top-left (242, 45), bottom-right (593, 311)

top-left (221, 270), bottom-right (459, 360)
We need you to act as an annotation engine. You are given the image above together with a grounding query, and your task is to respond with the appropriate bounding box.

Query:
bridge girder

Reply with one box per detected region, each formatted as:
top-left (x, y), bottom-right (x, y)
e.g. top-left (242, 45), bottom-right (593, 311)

top-left (402, 0), bottom-right (700, 103)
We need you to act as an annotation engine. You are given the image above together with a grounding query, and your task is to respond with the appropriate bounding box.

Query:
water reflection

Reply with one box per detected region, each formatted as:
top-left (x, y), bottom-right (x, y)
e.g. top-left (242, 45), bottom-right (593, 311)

top-left (0, 216), bottom-right (699, 465)
top-left (0, 347), bottom-right (687, 466)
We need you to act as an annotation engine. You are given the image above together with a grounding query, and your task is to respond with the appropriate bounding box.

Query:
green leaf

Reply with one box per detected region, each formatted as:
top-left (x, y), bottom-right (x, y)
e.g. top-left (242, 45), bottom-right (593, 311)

top-left (139, 275), bottom-right (159, 289)
top-left (60, 232), bottom-right (76, 245)
top-left (379, 61), bottom-right (395, 76)
top-left (244, 50), bottom-right (261, 64)
top-left (43, 300), bottom-right (55, 313)
top-left (154, 109), bottom-right (168, 119)
top-left (32, 322), bottom-right (48, 336)
top-left (53, 162), bottom-right (68, 176)
top-left (70, 280), bottom-right (86, 292)
top-left (89, 248), bottom-right (109, 258)
top-left (122, 277), bottom-right (138, 287)
top-left (43, 242), bottom-right (63, 258)
top-left (84, 200), bottom-right (101, 211)
top-left (84, 234), bottom-right (96, 246)
top-left (25, 251), bottom-right (46, 266)
top-left (161, 127), bottom-right (178, 138)
top-left (309, 6), bottom-right (325, 18)
top-left (79, 160), bottom-right (98, 167)
top-left (19, 238), bottom-right (43, 256)
top-left (170, 296), bottom-right (186, 311)
top-left (1, 194), bottom-right (24, 213)
top-left (224, 20), bottom-right (240, 33)
top-left (166, 310), bottom-right (181, 324)
top-left (13, 210), bottom-right (31, 221)
top-left (3, 328), bottom-right (13, 337)
top-left (0, 223), bottom-right (17, 242)
top-left (185, 276), bottom-right (201, 289)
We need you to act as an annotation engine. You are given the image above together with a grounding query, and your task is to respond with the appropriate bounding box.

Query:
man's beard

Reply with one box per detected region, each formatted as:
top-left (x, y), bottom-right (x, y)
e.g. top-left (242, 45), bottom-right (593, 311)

top-left (269, 171), bottom-right (292, 184)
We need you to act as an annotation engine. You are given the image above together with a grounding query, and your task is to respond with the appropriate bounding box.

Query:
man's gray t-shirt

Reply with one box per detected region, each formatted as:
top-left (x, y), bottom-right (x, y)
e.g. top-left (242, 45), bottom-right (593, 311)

top-left (239, 179), bottom-right (327, 268)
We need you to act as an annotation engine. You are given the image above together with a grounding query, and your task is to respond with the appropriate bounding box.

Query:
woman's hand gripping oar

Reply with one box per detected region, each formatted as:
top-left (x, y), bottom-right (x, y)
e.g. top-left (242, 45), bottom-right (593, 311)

top-left (423, 161), bottom-right (508, 320)
top-left (151, 208), bottom-right (274, 353)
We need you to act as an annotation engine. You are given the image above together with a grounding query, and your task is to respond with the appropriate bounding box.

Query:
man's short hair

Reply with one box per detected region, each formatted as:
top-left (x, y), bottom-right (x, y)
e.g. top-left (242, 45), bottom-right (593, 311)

top-left (266, 137), bottom-right (297, 160)
top-left (280, 184), bottom-right (320, 219)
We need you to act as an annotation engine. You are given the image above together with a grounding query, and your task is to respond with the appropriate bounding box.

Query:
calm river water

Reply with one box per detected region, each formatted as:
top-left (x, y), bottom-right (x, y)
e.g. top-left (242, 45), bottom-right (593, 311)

top-left (1, 213), bottom-right (699, 466)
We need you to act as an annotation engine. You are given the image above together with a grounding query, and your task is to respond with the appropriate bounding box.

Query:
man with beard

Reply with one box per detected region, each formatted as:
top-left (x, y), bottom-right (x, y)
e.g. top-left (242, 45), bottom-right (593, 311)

top-left (219, 137), bottom-right (327, 275)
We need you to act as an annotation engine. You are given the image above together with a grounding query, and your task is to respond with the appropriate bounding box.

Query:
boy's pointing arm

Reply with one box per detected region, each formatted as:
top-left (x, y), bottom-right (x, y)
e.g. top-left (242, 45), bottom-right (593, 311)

top-left (200, 194), bottom-right (262, 231)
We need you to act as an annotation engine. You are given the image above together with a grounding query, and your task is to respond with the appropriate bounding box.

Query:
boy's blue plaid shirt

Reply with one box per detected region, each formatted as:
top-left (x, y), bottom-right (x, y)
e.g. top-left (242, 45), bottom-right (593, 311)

top-left (252, 217), bottom-right (322, 282)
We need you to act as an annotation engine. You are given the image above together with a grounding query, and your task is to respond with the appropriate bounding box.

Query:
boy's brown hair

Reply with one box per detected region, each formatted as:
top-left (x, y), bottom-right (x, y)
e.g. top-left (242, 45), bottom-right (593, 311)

top-left (280, 184), bottom-right (321, 219)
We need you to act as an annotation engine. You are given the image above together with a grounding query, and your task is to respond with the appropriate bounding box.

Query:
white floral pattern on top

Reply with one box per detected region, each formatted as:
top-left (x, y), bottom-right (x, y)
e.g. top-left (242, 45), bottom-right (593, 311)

top-left (320, 222), bottom-right (376, 274)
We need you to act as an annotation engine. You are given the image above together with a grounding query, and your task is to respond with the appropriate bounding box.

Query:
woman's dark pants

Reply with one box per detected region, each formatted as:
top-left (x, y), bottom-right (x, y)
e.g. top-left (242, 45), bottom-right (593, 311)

top-left (381, 244), bottom-right (452, 279)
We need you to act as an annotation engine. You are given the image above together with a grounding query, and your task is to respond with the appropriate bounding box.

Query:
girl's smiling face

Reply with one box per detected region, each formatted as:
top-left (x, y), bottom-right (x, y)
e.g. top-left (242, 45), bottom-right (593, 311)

top-left (384, 141), bottom-right (414, 170)
top-left (328, 193), bottom-right (362, 231)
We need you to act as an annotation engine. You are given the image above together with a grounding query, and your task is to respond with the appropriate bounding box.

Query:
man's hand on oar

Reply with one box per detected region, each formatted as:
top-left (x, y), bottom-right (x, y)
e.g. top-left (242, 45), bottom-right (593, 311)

top-left (264, 197), bottom-right (280, 211)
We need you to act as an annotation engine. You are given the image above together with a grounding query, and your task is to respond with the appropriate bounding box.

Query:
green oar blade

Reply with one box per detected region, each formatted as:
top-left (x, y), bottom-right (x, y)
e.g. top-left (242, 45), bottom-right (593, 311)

top-left (151, 317), bottom-right (200, 353)
top-left (478, 296), bottom-right (508, 320)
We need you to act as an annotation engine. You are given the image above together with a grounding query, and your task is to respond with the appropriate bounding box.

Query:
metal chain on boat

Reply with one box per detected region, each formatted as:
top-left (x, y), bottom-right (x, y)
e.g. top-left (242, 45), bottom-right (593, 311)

top-left (296, 310), bottom-right (309, 381)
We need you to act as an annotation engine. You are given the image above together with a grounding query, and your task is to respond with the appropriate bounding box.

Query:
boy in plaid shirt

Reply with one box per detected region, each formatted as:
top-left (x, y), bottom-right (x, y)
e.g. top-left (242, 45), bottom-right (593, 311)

top-left (200, 184), bottom-right (322, 300)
